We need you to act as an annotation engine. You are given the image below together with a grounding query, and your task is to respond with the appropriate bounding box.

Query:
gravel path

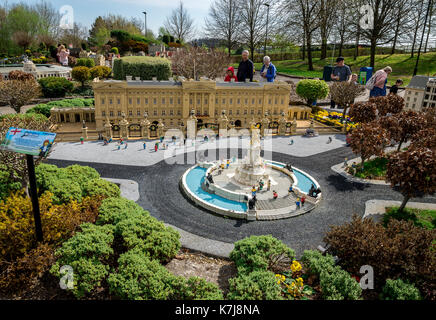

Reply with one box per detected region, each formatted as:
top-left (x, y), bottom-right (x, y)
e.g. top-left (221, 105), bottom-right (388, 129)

top-left (45, 145), bottom-right (436, 257)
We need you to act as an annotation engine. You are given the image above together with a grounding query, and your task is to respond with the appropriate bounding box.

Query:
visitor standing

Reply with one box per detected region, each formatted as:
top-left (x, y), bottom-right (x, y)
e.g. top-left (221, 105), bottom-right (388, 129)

top-left (389, 79), bottom-right (403, 95)
top-left (289, 139), bottom-right (294, 145)
top-left (236, 50), bottom-right (254, 83)
top-left (330, 57), bottom-right (352, 109)
top-left (57, 45), bottom-right (70, 66)
top-left (301, 195), bottom-right (306, 207)
top-left (288, 185), bottom-right (293, 194)
top-left (224, 66), bottom-right (238, 82)
top-left (267, 179), bottom-right (271, 191)
top-left (296, 198), bottom-right (301, 209)
top-left (124, 142), bottom-right (128, 149)
top-left (154, 143), bottom-right (158, 152)
top-left (226, 159), bottom-right (230, 169)
top-left (252, 186), bottom-right (257, 198)
top-left (260, 56), bottom-right (276, 83)
top-left (143, 142), bottom-right (146, 150)
top-left (369, 66), bottom-right (392, 97)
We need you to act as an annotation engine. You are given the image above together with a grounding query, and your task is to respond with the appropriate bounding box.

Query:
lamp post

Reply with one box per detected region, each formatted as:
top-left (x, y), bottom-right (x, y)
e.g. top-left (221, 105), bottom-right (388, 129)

top-left (142, 11), bottom-right (147, 38)
top-left (263, 3), bottom-right (270, 56)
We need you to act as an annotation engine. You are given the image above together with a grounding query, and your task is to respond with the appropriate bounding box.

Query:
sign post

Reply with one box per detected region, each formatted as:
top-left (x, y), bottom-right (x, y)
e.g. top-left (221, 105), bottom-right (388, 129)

top-left (0, 127), bottom-right (56, 242)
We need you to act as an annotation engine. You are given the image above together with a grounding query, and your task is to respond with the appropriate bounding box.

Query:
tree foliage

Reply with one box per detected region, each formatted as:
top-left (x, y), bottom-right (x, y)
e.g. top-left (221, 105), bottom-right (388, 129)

top-left (0, 79), bottom-right (41, 114)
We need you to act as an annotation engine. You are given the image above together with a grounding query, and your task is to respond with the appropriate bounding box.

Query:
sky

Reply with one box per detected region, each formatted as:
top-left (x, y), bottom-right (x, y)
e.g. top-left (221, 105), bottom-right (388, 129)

top-left (6, 0), bottom-right (213, 37)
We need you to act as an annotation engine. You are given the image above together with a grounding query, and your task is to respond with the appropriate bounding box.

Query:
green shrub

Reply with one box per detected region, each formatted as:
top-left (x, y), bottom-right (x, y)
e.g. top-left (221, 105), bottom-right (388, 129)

top-left (0, 165), bottom-right (22, 200)
top-left (230, 235), bottom-right (295, 274)
top-left (50, 223), bottom-right (114, 298)
top-left (107, 249), bottom-right (176, 300)
top-left (46, 178), bottom-right (82, 204)
top-left (113, 56), bottom-right (171, 81)
top-left (75, 58), bottom-right (95, 68)
top-left (25, 104), bottom-right (52, 117)
top-left (38, 77), bottom-right (74, 98)
top-left (72, 66), bottom-right (91, 87)
top-left (97, 197), bottom-right (145, 225)
top-left (110, 47), bottom-right (119, 55)
top-left (296, 79), bottom-right (329, 106)
top-left (170, 276), bottom-right (224, 300)
top-left (301, 250), bottom-right (362, 300)
top-left (115, 213), bottom-right (180, 263)
top-left (227, 271), bottom-right (283, 300)
top-left (84, 178), bottom-right (120, 198)
top-left (62, 164), bottom-right (100, 190)
top-left (381, 279), bottom-right (421, 300)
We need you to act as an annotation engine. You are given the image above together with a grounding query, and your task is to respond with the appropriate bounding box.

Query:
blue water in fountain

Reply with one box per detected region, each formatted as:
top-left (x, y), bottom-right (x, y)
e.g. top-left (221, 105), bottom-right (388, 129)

top-left (265, 161), bottom-right (317, 194)
top-left (185, 166), bottom-right (247, 212)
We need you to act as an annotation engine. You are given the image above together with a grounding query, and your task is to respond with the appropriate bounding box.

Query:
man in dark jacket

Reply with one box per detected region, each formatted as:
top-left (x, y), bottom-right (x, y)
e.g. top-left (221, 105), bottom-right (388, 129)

top-left (237, 50), bottom-right (254, 82)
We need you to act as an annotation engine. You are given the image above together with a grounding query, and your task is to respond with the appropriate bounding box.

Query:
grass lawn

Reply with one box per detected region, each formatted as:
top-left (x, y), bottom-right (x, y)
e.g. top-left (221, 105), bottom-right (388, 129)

top-left (384, 207), bottom-right (436, 230)
top-left (347, 157), bottom-right (387, 180)
top-left (232, 52), bottom-right (436, 86)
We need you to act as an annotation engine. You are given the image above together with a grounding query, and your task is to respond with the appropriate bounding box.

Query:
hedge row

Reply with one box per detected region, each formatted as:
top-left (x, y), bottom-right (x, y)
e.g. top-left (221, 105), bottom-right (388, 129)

top-left (113, 56), bottom-right (171, 81)
top-left (50, 197), bottom-right (223, 299)
top-left (26, 98), bottom-right (95, 118)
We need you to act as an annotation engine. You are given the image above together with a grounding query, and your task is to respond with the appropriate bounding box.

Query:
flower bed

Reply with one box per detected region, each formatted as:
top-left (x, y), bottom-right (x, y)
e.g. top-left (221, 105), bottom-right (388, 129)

top-left (313, 110), bottom-right (358, 129)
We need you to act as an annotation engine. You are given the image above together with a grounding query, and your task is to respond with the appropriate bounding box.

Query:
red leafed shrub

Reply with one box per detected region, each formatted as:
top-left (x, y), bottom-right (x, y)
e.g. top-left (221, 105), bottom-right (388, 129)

top-left (324, 215), bottom-right (436, 299)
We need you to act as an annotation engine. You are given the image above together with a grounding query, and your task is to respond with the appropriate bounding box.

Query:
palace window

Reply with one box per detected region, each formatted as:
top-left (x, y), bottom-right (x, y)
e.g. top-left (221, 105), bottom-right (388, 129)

top-left (275, 98), bottom-right (278, 104)
top-left (110, 111), bottom-right (114, 117)
top-left (178, 98), bottom-right (181, 105)
top-left (170, 98), bottom-right (173, 104)
top-left (229, 109), bottom-right (233, 115)
top-left (137, 98), bottom-right (140, 104)
top-left (259, 98), bottom-right (262, 104)
top-left (129, 110), bottom-right (133, 116)
top-left (251, 109), bottom-right (254, 115)
top-left (101, 98), bottom-right (105, 105)
top-left (258, 109), bottom-right (261, 115)
top-left (230, 98), bottom-right (233, 104)
top-left (145, 98), bottom-right (148, 104)
top-left (177, 109), bottom-right (181, 115)
top-left (222, 99), bottom-right (226, 104)
top-left (102, 111), bottom-right (106, 116)
top-left (137, 110), bottom-right (141, 116)
top-left (236, 109), bottom-right (240, 115)
top-left (118, 111), bottom-right (121, 116)
top-left (170, 109), bottom-right (174, 115)
top-left (162, 110), bottom-right (166, 115)
top-left (162, 98), bottom-right (166, 104)
top-left (109, 99), bottom-right (113, 105)
top-left (244, 109), bottom-right (248, 115)
top-left (205, 99), bottom-right (208, 105)
top-left (154, 110), bottom-right (158, 116)
top-left (237, 98), bottom-right (240, 104)
top-left (252, 98), bottom-right (255, 105)
top-left (216, 98), bottom-right (218, 104)
top-left (117, 99), bottom-right (121, 105)
top-left (245, 99), bottom-right (248, 104)
top-left (281, 99), bottom-right (284, 105)
top-left (268, 99), bottom-right (272, 104)
top-left (129, 98), bottom-right (132, 105)
top-left (154, 98), bottom-right (157, 104)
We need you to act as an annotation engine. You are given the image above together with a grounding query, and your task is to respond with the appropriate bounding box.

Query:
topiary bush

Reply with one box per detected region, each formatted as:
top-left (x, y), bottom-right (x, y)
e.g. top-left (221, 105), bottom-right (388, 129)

top-left (296, 79), bottom-right (329, 106)
top-left (113, 211), bottom-right (180, 263)
top-left (229, 235), bottom-right (295, 274)
top-left (97, 197), bottom-right (145, 225)
top-left (0, 164), bottom-right (22, 200)
top-left (83, 178), bottom-right (120, 198)
top-left (301, 250), bottom-right (362, 300)
top-left (113, 56), bottom-right (171, 81)
top-left (107, 249), bottom-right (175, 300)
top-left (381, 279), bottom-right (421, 300)
top-left (38, 77), bottom-right (74, 98)
top-left (75, 58), bottom-right (95, 68)
top-left (50, 223), bottom-right (114, 299)
top-left (170, 276), bottom-right (224, 300)
top-left (72, 66), bottom-right (91, 87)
top-left (47, 178), bottom-right (82, 204)
top-left (25, 103), bottom-right (53, 118)
top-left (227, 270), bottom-right (283, 300)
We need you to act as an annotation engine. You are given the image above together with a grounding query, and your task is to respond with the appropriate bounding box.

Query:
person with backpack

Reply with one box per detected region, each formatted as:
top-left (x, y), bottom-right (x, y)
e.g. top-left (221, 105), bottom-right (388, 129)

top-left (330, 57), bottom-right (352, 109)
top-left (260, 56), bottom-right (276, 82)
top-left (367, 66), bottom-right (392, 97)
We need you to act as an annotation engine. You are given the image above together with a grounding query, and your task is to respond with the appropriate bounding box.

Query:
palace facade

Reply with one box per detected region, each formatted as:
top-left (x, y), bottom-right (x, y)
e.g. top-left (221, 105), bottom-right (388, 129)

top-left (91, 79), bottom-right (309, 138)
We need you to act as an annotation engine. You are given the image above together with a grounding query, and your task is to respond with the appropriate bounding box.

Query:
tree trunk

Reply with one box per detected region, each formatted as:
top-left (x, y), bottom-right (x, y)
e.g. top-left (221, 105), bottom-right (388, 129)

top-left (397, 139), bottom-right (404, 151)
top-left (354, 26), bottom-right (360, 60)
top-left (306, 33), bottom-right (314, 71)
top-left (321, 37), bottom-right (327, 60)
top-left (302, 33), bottom-right (306, 60)
top-left (391, 16), bottom-right (401, 54)
top-left (370, 36), bottom-right (377, 68)
top-left (424, 0), bottom-right (433, 53)
top-left (399, 195), bottom-right (410, 212)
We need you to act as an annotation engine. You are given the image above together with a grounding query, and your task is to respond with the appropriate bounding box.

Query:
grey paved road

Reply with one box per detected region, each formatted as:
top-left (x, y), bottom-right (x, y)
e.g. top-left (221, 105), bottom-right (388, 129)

top-left (47, 146), bottom-right (436, 257)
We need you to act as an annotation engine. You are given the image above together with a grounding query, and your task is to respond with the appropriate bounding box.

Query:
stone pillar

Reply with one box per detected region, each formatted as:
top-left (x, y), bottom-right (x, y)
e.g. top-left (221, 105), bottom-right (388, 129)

top-left (218, 110), bottom-right (229, 137)
top-left (157, 119), bottom-right (165, 138)
top-left (186, 109), bottom-right (197, 140)
top-left (140, 112), bottom-right (151, 139)
top-left (278, 112), bottom-right (287, 136)
top-left (104, 117), bottom-right (112, 140)
top-left (119, 112), bottom-right (129, 140)
top-left (291, 119), bottom-right (297, 134)
top-left (261, 112), bottom-right (270, 137)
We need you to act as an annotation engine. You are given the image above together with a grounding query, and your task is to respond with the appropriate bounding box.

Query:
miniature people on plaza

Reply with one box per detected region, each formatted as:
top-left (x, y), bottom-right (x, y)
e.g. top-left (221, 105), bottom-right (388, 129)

top-left (288, 185), bottom-right (293, 194)
top-left (296, 198), bottom-right (301, 209)
top-left (252, 186), bottom-right (257, 198)
top-left (301, 195), bottom-right (306, 207)
top-left (289, 139), bottom-right (294, 145)
top-left (226, 159), bottom-right (230, 169)
top-left (154, 143), bottom-right (158, 152)
top-left (207, 173), bottom-right (214, 184)
top-left (273, 190), bottom-right (278, 200)
top-left (344, 157), bottom-right (348, 167)
top-left (224, 66), bottom-right (238, 82)
top-left (267, 179), bottom-right (271, 191)
top-left (143, 142), bottom-right (146, 150)
top-left (124, 142), bottom-right (128, 149)
top-left (117, 144), bottom-right (121, 150)
top-left (327, 137), bottom-right (332, 144)
top-left (80, 137), bottom-right (84, 144)
top-left (259, 179), bottom-right (264, 191)
top-left (309, 184), bottom-right (315, 197)
top-left (220, 162), bottom-right (225, 170)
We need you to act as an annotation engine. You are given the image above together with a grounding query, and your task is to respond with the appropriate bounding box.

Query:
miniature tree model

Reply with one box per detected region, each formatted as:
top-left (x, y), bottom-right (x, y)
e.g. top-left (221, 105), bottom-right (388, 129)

top-left (386, 146), bottom-right (436, 211)
top-left (348, 101), bottom-right (377, 124)
top-left (394, 110), bottom-right (427, 151)
top-left (349, 122), bottom-right (389, 167)
top-left (0, 79), bottom-right (40, 114)
top-left (329, 82), bottom-right (366, 123)
top-left (295, 79), bottom-right (329, 107)
top-left (172, 46), bottom-right (230, 80)
top-left (375, 94), bottom-right (404, 116)
top-left (411, 127), bottom-right (436, 150)
top-left (72, 66), bottom-right (91, 88)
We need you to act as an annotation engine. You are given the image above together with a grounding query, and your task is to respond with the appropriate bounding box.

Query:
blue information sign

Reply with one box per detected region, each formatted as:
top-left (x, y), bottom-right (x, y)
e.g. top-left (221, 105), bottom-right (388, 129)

top-left (1, 127), bottom-right (56, 157)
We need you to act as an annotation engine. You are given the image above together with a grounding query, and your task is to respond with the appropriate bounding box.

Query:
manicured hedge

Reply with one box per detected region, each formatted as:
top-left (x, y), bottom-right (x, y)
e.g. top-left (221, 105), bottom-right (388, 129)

top-left (26, 98), bottom-right (95, 118)
top-left (227, 270), bottom-right (283, 300)
top-left (38, 77), bottom-right (74, 98)
top-left (113, 56), bottom-right (171, 81)
top-left (381, 279), bottom-right (421, 300)
top-left (301, 250), bottom-right (362, 300)
top-left (229, 235), bottom-right (295, 274)
top-left (75, 58), bottom-right (95, 68)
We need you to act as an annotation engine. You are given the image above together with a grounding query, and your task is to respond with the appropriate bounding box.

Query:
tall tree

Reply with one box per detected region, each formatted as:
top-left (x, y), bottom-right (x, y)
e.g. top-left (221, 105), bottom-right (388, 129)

top-left (359, 0), bottom-right (397, 68)
top-left (390, 0), bottom-right (411, 54)
top-left (237, 0), bottom-right (270, 59)
top-left (205, 0), bottom-right (240, 56)
top-left (164, 1), bottom-right (195, 42)
top-left (424, 0), bottom-right (435, 53)
top-left (319, 0), bottom-right (335, 60)
top-left (410, 0), bottom-right (426, 57)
